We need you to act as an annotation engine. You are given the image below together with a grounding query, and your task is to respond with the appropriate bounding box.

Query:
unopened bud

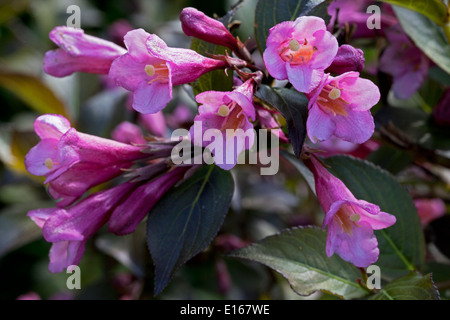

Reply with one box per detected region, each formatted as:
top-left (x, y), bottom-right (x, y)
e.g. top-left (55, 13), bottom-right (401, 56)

top-left (325, 44), bottom-right (365, 75)
top-left (180, 7), bottom-right (239, 52)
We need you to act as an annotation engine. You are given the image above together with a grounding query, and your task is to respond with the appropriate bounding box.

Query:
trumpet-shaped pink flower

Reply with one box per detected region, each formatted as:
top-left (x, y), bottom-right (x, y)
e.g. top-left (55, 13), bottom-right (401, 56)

top-left (307, 156), bottom-right (396, 267)
top-left (108, 166), bottom-right (189, 235)
top-left (25, 114), bottom-right (147, 207)
top-left (306, 71), bottom-right (379, 144)
top-left (379, 25), bottom-right (429, 100)
top-left (189, 79), bottom-right (256, 170)
top-left (28, 182), bottom-right (136, 273)
top-left (180, 7), bottom-right (239, 52)
top-left (109, 29), bottom-right (227, 114)
top-left (263, 16), bottom-right (338, 93)
top-left (43, 26), bottom-right (127, 77)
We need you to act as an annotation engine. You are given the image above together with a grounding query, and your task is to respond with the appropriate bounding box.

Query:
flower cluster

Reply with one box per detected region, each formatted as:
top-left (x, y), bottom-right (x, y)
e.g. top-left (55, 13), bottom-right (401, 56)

top-left (261, 14), bottom-right (395, 266)
top-left (25, 5), bottom-right (397, 272)
top-left (26, 114), bottom-right (191, 272)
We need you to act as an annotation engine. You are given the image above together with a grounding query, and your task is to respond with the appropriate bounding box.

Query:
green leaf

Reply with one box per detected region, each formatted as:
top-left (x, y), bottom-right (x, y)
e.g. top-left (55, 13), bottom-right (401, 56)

top-left (254, 0), bottom-right (332, 53)
top-left (369, 272), bottom-right (440, 300)
top-left (379, 0), bottom-right (449, 26)
top-left (229, 226), bottom-right (369, 299)
top-left (190, 39), bottom-right (233, 96)
top-left (256, 85), bottom-right (308, 156)
top-left (147, 165), bottom-right (234, 295)
top-left (366, 145), bottom-right (413, 174)
top-left (0, 71), bottom-right (70, 119)
top-left (324, 156), bottom-right (425, 279)
top-left (393, 6), bottom-right (450, 75)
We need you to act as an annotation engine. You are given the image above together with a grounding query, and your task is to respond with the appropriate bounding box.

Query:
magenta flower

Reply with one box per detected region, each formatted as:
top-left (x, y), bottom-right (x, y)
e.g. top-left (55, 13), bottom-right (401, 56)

top-left (111, 121), bottom-right (147, 145)
top-left (379, 25), bottom-right (429, 100)
top-left (139, 111), bottom-right (167, 137)
top-left (24, 114), bottom-right (147, 207)
top-left (28, 182), bottom-right (136, 273)
top-left (180, 7), bottom-right (239, 52)
top-left (327, 0), bottom-right (398, 38)
top-left (189, 79), bottom-right (256, 170)
top-left (109, 29), bottom-right (227, 114)
top-left (307, 156), bottom-right (396, 267)
top-left (108, 166), bottom-right (189, 235)
top-left (43, 26), bottom-right (126, 77)
top-left (325, 44), bottom-right (365, 75)
top-left (165, 104), bottom-right (194, 129)
top-left (263, 16), bottom-right (338, 93)
top-left (306, 71), bottom-right (379, 144)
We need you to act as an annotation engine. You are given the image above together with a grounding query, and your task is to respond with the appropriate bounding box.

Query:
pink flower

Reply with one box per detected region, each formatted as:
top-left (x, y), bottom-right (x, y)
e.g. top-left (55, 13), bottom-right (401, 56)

top-left (165, 104), bottom-right (194, 129)
top-left (111, 121), bottom-right (147, 145)
top-left (109, 29), bottom-right (227, 114)
top-left (414, 198), bottom-right (446, 226)
top-left (43, 26), bottom-right (126, 77)
top-left (306, 71), bottom-right (379, 144)
top-left (189, 79), bottom-right (256, 170)
top-left (379, 24), bottom-right (429, 100)
top-left (180, 7), bottom-right (239, 52)
top-left (28, 182), bottom-right (136, 273)
top-left (108, 166), bottom-right (189, 235)
top-left (255, 105), bottom-right (289, 144)
top-left (24, 114), bottom-right (147, 207)
top-left (263, 16), bottom-right (338, 93)
top-left (139, 112), bottom-right (167, 137)
top-left (307, 156), bottom-right (396, 267)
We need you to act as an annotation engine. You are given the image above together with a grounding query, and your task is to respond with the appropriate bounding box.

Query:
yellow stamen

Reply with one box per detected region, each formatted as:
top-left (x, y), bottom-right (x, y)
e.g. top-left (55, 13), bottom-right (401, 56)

top-left (328, 88), bottom-right (341, 100)
top-left (217, 105), bottom-right (230, 117)
top-left (44, 158), bottom-right (54, 170)
top-left (288, 39), bottom-right (301, 51)
top-left (318, 85), bottom-right (348, 116)
top-left (145, 65), bottom-right (155, 77)
top-left (350, 214), bottom-right (361, 222)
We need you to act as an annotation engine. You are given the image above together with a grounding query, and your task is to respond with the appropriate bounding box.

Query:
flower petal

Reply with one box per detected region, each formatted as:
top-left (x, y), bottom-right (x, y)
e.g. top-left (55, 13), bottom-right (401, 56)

top-left (132, 78), bottom-right (173, 114)
top-left (307, 104), bottom-right (336, 143)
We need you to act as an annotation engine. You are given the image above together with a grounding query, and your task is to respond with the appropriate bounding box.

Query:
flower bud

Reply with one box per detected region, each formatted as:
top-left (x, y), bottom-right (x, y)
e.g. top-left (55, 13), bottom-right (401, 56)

top-left (325, 44), bottom-right (365, 74)
top-left (180, 7), bottom-right (239, 52)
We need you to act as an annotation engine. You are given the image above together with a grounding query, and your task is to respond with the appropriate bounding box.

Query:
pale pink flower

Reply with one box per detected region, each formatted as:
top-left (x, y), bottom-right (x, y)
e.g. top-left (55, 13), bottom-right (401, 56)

top-left (307, 155), bottom-right (396, 267)
top-left (43, 26), bottom-right (126, 77)
top-left (263, 16), bottom-right (338, 93)
top-left (189, 79), bottom-right (256, 170)
top-left (109, 29), bottom-right (227, 114)
top-left (306, 72), bottom-right (379, 144)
